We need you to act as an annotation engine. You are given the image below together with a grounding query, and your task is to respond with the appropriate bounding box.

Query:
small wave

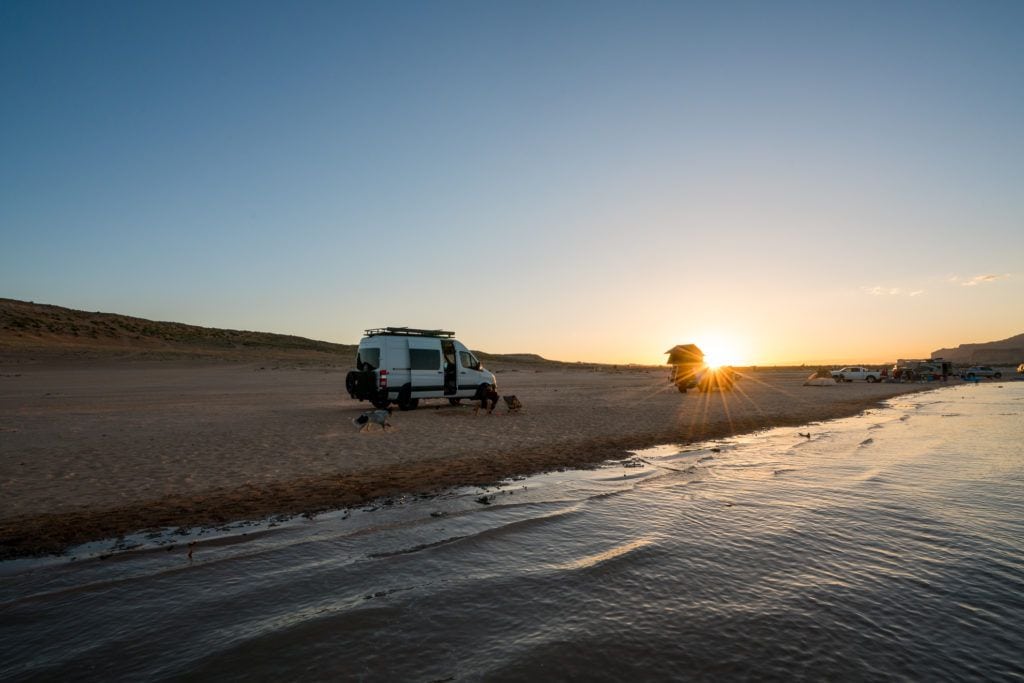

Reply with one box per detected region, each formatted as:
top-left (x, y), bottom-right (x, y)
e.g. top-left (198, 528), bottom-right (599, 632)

top-left (551, 537), bottom-right (654, 571)
top-left (853, 468), bottom-right (885, 483)
top-left (363, 586), bottom-right (415, 600)
top-left (447, 503), bottom-right (586, 543)
top-left (593, 469), bottom-right (657, 483)
top-left (859, 438), bottom-right (874, 447)
top-left (367, 536), bottom-right (467, 559)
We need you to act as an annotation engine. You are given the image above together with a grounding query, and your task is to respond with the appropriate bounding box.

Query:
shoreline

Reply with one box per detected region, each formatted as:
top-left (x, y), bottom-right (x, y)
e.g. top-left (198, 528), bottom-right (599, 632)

top-left (1, 383), bottom-right (936, 559)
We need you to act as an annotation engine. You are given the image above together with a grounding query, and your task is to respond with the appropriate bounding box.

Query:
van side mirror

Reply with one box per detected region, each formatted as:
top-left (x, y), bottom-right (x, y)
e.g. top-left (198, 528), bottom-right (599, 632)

top-left (475, 362), bottom-right (483, 370)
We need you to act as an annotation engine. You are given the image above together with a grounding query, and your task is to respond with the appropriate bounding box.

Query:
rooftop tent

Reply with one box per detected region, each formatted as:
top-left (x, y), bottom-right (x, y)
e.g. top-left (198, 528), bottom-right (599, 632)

top-left (665, 344), bottom-right (704, 365)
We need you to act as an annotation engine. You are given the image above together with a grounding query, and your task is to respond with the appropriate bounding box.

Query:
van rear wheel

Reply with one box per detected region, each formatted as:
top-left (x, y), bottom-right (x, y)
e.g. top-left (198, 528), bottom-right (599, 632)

top-left (448, 398), bottom-right (462, 406)
top-left (397, 385), bottom-right (418, 411)
top-left (371, 398), bottom-right (391, 409)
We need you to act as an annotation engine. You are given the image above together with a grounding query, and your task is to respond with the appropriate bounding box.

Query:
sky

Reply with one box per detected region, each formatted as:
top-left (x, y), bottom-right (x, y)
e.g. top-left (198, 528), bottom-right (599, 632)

top-left (2, 1), bottom-right (1022, 365)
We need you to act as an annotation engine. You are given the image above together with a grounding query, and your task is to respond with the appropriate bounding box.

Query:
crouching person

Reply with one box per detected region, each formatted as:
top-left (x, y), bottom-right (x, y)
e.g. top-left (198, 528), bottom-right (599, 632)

top-left (475, 384), bottom-right (499, 415)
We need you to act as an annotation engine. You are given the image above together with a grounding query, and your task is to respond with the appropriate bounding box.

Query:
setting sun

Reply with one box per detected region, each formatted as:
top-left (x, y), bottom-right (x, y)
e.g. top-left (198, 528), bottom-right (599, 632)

top-left (695, 335), bottom-right (747, 368)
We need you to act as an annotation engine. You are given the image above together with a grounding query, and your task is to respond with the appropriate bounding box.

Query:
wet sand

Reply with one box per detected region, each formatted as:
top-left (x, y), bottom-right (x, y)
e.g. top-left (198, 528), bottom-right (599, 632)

top-left (0, 359), bottom-right (936, 557)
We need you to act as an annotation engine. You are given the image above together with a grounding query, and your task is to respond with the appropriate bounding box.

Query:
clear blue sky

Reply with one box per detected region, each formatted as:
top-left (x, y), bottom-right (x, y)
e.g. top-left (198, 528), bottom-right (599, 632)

top-left (2, 1), bottom-right (1021, 363)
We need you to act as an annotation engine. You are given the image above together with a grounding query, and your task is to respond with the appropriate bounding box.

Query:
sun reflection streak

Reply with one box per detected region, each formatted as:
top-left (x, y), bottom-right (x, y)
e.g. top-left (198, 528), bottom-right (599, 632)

top-left (660, 364), bottom-right (823, 448)
top-left (729, 370), bottom-right (804, 403)
top-left (720, 372), bottom-right (769, 420)
top-left (668, 368), bottom-right (771, 442)
top-left (715, 381), bottom-right (736, 434)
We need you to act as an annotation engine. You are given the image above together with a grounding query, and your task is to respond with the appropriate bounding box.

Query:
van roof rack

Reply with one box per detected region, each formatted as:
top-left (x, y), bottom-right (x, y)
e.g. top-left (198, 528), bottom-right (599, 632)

top-left (364, 327), bottom-right (455, 338)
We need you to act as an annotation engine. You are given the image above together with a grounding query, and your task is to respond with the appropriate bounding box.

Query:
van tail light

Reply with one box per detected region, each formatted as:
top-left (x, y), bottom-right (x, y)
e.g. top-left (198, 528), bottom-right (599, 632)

top-left (379, 369), bottom-right (388, 389)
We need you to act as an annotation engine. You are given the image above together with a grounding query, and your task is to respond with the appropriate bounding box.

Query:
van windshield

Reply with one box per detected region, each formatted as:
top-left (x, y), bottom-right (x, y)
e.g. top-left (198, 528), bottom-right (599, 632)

top-left (357, 348), bottom-right (380, 370)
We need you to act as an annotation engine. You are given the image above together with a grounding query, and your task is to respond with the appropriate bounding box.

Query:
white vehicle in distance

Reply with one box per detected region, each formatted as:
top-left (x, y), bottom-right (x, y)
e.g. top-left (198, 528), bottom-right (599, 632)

top-left (830, 366), bottom-right (882, 383)
top-left (959, 366), bottom-right (1002, 379)
top-left (345, 327), bottom-right (497, 411)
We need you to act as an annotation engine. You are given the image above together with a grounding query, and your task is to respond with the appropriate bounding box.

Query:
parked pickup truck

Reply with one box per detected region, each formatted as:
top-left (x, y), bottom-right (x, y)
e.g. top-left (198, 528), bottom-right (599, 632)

top-left (831, 366), bottom-right (882, 382)
top-left (959, 366), bottom-right (1002, 379)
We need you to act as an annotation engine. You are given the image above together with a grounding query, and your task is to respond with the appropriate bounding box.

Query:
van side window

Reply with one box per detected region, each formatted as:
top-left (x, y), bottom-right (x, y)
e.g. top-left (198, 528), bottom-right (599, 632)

top-left (459, 351), bottom-right (477, 369)
top-left (410, 349), bottom-right (441, 370)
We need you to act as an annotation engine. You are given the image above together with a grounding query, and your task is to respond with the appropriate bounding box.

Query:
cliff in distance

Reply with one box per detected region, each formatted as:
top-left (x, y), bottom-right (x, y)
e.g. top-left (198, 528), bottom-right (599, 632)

top-left (932, 333), bottom-right (1024, 365)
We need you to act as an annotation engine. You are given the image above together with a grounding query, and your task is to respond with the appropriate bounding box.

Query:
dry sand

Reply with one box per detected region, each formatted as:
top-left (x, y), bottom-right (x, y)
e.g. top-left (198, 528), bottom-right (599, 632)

top-left (0, 359), bottom-right (938, 557)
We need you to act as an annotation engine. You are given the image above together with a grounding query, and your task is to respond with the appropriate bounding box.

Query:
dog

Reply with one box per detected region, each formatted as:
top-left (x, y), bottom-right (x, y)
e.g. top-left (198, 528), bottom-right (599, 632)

top-left (503, 395), bottom-right (523, 413)
top-left (353, 408), bottom-right (392, 432)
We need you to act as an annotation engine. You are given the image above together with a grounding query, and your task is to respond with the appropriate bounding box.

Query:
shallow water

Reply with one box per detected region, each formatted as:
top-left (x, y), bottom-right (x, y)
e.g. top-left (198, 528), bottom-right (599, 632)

top-left (3, 383), bottom-right (1023, 681)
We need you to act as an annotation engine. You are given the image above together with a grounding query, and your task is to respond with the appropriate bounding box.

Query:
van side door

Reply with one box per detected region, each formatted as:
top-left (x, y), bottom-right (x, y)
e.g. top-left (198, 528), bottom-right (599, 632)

top-left (407, 338), bottom-right (443, 397)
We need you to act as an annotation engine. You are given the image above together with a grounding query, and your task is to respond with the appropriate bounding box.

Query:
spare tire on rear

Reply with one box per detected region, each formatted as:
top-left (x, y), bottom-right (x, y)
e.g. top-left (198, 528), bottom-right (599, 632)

top-left (347, 370), bottom-right (379, 400)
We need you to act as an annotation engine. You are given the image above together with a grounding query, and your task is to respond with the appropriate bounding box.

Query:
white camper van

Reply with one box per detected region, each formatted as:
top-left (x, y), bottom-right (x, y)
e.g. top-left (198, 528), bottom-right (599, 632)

top-left (345, 327), bottom-right (497, 411)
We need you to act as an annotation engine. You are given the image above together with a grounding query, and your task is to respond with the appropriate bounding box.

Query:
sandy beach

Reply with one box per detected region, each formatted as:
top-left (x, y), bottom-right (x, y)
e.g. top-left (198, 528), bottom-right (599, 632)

top-left (0, 356), bottom-right (944, 557)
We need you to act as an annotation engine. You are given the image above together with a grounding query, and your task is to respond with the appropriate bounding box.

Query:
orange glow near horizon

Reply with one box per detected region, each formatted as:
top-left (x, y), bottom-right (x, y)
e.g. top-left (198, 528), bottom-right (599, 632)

top-left (458, 313), bottom-right (1022, 368)
top-left (694, 334), bottom-right (749, 369)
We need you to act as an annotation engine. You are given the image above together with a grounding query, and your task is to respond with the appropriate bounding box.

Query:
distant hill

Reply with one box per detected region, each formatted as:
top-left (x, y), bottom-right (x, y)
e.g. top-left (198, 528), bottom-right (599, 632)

top-left (0, 298), bottom-right (356, 362)
top-left (0, 298), bottom-right (561, 366)
top-left (932, 333), bottom-right (1024, 365)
